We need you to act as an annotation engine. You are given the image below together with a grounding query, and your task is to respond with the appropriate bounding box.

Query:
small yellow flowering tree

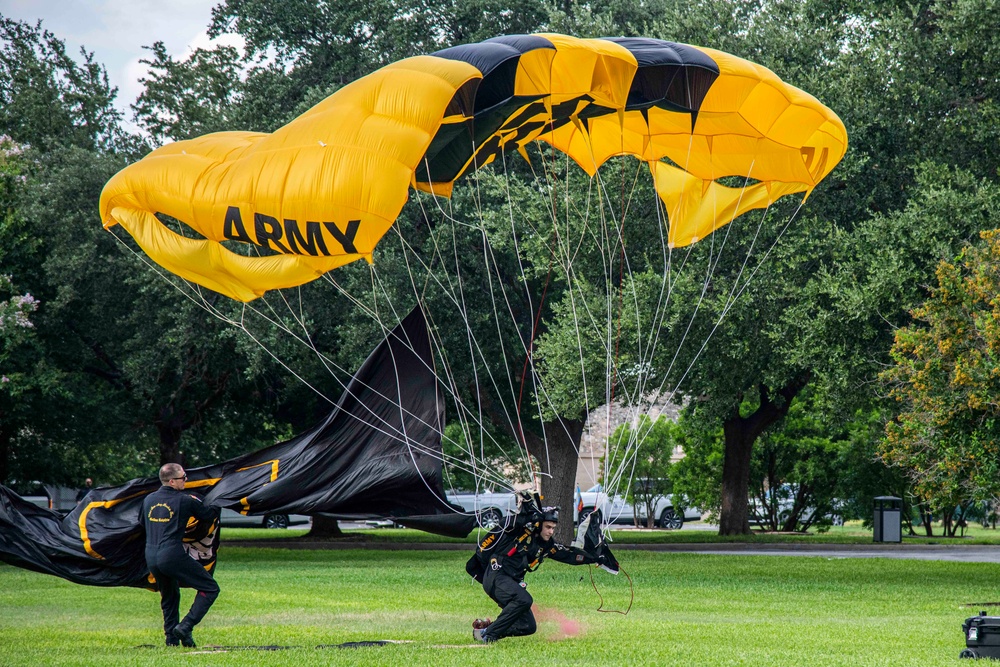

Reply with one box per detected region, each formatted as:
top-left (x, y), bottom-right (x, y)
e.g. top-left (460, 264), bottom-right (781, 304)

top-left (880, 230), bottom-right (1000, 535)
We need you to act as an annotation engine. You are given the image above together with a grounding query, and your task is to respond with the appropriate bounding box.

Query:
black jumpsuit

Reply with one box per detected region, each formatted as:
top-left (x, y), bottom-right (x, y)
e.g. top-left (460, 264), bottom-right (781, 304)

top-left (141, 486), bottom-right (220, 640)
top-left (480, 528), bottom-right (598, 642)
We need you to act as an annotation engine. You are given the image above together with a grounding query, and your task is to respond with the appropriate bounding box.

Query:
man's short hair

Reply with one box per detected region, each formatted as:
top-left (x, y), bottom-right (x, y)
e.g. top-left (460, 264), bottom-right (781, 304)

top-left (159, 463), bottom-right (184, 485)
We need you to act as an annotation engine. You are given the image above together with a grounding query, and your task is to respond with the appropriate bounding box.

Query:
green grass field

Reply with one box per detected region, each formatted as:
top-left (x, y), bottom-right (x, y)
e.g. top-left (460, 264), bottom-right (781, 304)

top-left (0, 546), bottom-right (987, 666)
top-left (221, 519), bottom-right (1000, 545)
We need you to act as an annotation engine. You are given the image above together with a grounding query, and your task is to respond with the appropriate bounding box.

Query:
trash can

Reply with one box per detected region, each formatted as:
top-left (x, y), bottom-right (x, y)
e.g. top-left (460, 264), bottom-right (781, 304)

top-left (873, 496), bottom-right (902, 543)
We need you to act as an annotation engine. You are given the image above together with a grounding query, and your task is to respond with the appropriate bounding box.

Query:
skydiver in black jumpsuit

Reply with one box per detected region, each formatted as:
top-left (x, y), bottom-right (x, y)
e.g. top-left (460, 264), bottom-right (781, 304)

top-left (141, 463), bottom-right (220, 647)
top-left (467, 499), bottom-right (602, 643)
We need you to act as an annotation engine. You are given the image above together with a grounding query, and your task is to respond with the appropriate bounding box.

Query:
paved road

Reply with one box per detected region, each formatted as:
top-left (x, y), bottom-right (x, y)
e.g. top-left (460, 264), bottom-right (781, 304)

top-left (228, 538), bottom-right (1000, 562)
top-left (612, 543), bottom-right (1000, 563)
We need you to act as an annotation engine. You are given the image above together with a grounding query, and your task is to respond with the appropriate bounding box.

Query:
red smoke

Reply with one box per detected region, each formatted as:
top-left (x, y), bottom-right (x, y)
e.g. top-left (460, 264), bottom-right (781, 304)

top-left (533, 604), bottom-right (583, 640)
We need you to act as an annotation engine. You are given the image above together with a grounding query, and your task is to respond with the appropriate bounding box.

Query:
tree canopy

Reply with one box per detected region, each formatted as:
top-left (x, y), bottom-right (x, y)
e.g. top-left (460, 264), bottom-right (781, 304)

top-left (2, 0), bottom-right (1000, 538)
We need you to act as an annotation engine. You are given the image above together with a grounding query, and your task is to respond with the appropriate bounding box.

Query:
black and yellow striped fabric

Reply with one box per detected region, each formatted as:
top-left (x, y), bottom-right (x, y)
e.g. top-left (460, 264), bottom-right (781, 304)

top-left (100, 34), bottom-right (847, 302)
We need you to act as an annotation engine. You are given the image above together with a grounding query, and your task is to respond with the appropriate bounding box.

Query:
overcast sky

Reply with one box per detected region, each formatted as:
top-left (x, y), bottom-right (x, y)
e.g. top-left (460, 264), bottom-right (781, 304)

top-left (0, 0), bottom-right (242, 129)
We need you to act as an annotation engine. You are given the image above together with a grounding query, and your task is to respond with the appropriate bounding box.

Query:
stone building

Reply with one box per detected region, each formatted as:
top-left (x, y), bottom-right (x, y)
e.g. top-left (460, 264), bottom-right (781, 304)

top-left (574, 393), bottom-right (686, 489)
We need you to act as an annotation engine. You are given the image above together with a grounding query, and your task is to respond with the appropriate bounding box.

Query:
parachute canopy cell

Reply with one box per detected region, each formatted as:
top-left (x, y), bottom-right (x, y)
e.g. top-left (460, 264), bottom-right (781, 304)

top-left (99, 33), bottom-right (847, 302)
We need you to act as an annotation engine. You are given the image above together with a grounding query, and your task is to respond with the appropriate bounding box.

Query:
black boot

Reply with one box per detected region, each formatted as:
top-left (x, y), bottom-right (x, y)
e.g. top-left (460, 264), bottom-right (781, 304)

top-left (165, 633), bottom-right (180, 647)
top-left (172, 622), bottom-right (196, 648)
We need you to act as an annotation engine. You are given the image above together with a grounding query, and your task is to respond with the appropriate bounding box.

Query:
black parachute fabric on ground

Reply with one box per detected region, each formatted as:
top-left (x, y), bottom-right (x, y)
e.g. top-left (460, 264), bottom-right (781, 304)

top-left (0, 306), bottom-right (475, 588)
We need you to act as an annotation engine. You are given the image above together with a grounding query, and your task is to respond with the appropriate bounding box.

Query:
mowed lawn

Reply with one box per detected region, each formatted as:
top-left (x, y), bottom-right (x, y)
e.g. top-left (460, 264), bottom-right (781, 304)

top-left (0, 547), bottom-right (986, 666)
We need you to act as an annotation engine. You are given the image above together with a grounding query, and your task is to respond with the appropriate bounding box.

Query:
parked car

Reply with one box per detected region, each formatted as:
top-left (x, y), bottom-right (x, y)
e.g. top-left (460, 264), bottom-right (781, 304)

top-left (8, 482), bottom-right (52, 511)
top-left (749, 485), bottom-right (844, 529)
top-left (446, 487), bottom-right (518, 529)
top-left (218, 507), bottom-right (311, 529)
top-left (575, 483), bottom-right (701, 529)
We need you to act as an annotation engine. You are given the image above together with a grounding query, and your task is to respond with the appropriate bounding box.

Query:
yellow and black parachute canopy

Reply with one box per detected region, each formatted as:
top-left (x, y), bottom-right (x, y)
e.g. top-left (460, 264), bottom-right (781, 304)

top-left (100, 34), bottom-right (847, 302)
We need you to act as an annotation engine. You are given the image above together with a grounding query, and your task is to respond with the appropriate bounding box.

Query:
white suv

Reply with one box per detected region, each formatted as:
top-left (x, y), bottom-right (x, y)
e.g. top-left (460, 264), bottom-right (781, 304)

top-left (576, 483), bottom-right (701, 529)
top-left (446, 487), bottom-right (518, 529)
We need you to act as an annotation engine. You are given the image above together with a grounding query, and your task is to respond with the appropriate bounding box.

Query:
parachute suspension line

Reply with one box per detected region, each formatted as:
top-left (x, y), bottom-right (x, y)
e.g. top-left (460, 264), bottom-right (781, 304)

top-left (389, 196), bottom-right (530, 479)
top-left (625, 162), bottom-right (770, 454)
top-left (473, 158), bottom-right (538, 479)
top-left (514, 122), bottom-right (627, 494)
top-left (584, 162), bottom-right (666, 510)
top-left (464, 159), bottom-right (541, 486)
top-left (512, 150), bottom-right (564, 482)
top-left (669, 195), bottom-right (808, 400)
top-left (452, 163), bottom-right (496, 485)
top-left (552, 155), bottom-right (604, 498)
top-left (460, 163), bottom-right (537, 492)
top-left (706, 158), bottom-right (757, 282)
top-left (497, 146), bottom-right (610, 489)
top-left (106, 231), bottom-right (364, 420)
top-left (524, 141), bottom-right (625, 500)
top-left (623, 157), bottom-right (763, 453)
top-left (111, 243), bottom-right (477, 475)
top-left (406, 166), bottom-right (541, 488)
top-left (520, 139), bottom-right (660, 516)
top-left (118, 229), bottom-right (489, 483)
top-left (311, 270), bottom-right (515, 483)
top-left (357, 240), bottom-right (518, 491)
top-left (414, 162), bottom-right (560, 490)
top-left (636, 194), bottom-right (806, 458)
top-left (611, 155), bottom-right (631, 407)
top-left (534, 134), bottom-right (653, 522)
top-left (576, 92), bottom-right (633, 516)
top-left (589, 563), bottom-right (634, 616)
top-left (583, 162), bottom-right (630, 513)
top-left (499, 145), bottom-right (558, 488)
top-left (388, 192), bottom-right (496, 492)
top-left (370, 265), bottom-right (516, 528)
top-left (232, 299), bottom-right (481, 475)
top-left (361, 265), bottom-right (477, 515)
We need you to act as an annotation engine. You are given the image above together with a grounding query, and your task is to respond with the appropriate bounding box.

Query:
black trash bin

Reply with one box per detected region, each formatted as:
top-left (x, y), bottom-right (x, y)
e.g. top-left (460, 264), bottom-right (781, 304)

top-left (873, 496), bottom-right (902, 543)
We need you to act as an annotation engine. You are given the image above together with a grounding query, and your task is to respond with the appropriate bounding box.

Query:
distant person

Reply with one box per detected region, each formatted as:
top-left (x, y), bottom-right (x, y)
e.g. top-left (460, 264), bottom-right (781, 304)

top-left (141, 463), bottom-right (220, 647)
top-left (467, 496), bottom-right (605, 643)
top-left (76, 478), bottom-right (93, 502)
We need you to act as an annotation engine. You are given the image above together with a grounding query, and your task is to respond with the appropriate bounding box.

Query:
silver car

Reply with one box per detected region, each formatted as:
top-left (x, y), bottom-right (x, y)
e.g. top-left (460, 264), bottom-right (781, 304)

top-left (446, 487), bottom-right (518, 529)
top-left (218, 507), bottom-right (311, 529)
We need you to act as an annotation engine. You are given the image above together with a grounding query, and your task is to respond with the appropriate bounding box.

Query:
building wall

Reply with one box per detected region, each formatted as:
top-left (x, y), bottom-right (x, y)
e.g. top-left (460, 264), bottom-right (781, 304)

top-left (574, 393), bottom-right (685, 490)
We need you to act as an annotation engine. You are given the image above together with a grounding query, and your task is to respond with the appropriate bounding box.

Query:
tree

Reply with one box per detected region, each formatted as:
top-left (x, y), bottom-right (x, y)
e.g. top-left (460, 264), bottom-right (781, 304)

top-left (749, 388), bottom-right (858, 533)
top-left (673, 387), bottom-right (897, 533)
top-left (68, 0), bottom-right (1000, 541)
top-left (0, 20), bottom-right (143, 486)
top-left (625, 0), bottom-right (1000, 535)
top-left (132, 41), bottom-right (246, 143)
top-left (0, 18), bottom-right (293, 489)
top-left (0, 18), bottom-right (121, 151)
top-left (880, 228), bottom-right (1000, 534)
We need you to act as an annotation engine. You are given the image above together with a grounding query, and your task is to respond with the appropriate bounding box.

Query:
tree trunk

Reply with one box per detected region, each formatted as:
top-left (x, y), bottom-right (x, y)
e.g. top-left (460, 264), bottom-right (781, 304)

top-left (307, 514), bottom-right (344, 538)
top-left (156, 421), bottom-right (183, 465)
top-left (718, 376), bottom-right (810, 536)
top-left (476, 383), bottom-right (585, 544)
top-left (527, 416), bottom-right (584, 544)
top-left (719, 415), bottom-right (755, 535)
top-left (155, 405), bottom-right (185, 465)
